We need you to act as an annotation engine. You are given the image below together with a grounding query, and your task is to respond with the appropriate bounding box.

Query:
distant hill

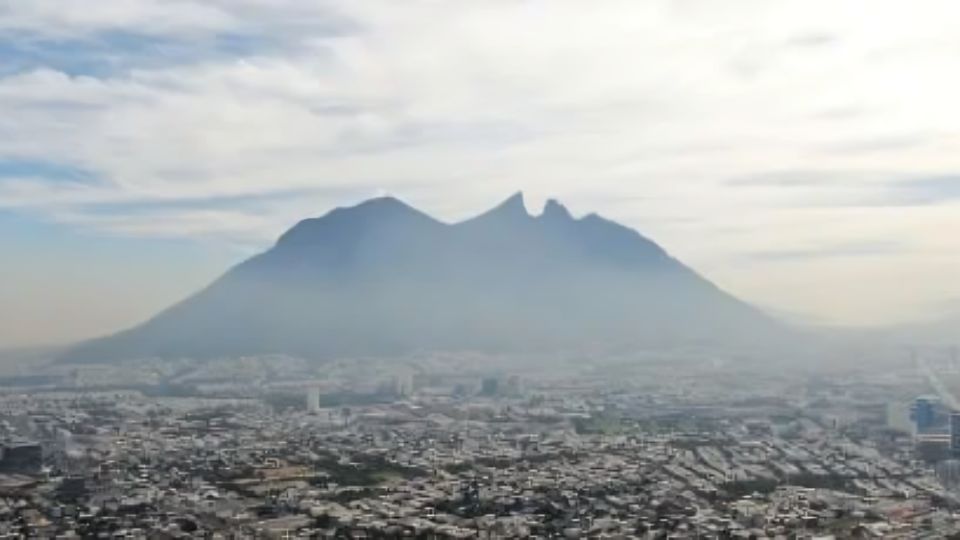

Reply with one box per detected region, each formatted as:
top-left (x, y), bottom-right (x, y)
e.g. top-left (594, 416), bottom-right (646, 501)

top-left (62, 193), bottom-right (781, 363)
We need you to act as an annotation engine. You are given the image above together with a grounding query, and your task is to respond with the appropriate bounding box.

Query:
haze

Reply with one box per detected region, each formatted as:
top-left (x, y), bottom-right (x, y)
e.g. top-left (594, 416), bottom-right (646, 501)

top-left (2, 0), bottom-right (960, 347)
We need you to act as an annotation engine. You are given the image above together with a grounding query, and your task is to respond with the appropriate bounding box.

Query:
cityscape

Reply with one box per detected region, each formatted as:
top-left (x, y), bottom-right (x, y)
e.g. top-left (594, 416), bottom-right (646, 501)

top-left (2, 348), bottom-right (960, 538)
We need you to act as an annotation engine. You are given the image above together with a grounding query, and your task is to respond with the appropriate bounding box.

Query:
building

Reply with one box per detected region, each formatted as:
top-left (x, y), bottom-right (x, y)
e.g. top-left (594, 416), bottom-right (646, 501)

top-left (886, 400), bottom-right (913, 433)
top-left (0, 441), bottom-right (43, 474)
top-left (480, 377), bottom-right (499, 397)
top-left (392, 373), bottom-right (414, 398)
top-left (915, 433), bottom-right (952, 463)
top-left (937, 459), bottom-right (960, 490)
top-left (306, 387), bottom-right (321, 413)
top-left (950, 412), bottom-right (960, 456)
top-left (911, 396), bottom-right (942, 435)
top-left (504, 375), bottom-right (525, 397)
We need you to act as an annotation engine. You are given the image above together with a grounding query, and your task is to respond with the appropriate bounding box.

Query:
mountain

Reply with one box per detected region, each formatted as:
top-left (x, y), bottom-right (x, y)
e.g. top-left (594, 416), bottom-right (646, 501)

top-left (62, 193), bottom-right (780, 363)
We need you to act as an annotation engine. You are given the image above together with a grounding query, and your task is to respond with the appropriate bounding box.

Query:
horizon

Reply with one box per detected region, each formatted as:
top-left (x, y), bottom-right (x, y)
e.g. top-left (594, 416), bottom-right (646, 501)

top-left (3, 1), bottom-right (960, 346)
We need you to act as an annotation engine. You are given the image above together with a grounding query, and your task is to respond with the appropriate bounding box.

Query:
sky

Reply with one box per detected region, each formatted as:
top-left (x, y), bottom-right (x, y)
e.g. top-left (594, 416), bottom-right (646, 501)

top-left (2, 0), bottom-right (960, 347)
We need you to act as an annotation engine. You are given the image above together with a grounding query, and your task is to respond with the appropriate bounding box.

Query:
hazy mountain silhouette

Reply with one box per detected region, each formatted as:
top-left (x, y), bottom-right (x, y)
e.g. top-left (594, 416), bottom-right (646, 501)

top-left (62, 193), bottom-right (779, 363)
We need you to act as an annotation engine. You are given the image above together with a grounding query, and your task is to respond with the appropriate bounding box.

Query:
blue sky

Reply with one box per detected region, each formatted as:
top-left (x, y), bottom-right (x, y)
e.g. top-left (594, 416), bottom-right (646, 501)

top-left (2, 0), bottom-right (960, 346)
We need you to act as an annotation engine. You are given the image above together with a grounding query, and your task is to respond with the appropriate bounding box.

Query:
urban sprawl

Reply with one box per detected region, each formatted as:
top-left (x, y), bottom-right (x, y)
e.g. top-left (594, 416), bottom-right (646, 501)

top-left (1, 349), bottom-right (959, 538)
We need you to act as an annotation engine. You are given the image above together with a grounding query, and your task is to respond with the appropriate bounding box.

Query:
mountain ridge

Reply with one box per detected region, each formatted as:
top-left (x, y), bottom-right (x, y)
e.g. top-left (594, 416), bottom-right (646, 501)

top-left (61, 193), bottom-right (779, 363)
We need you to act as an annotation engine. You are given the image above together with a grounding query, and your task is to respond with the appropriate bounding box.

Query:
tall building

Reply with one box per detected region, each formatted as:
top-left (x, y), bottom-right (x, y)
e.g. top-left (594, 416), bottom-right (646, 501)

top-left (306, 386), bottom-right (321, 413)
top-left (951, 412), bottom-right (960, 456)
top-left (886, 401), bottom-right (913, 433)
top-left (912, 396), bottom-right (941, 434)
top-left (392, 372), bottom-right (414, 398)
top-left (504, 375), bottom-right (525, 397)
top-left (481, 377), bottom-right (499, 397)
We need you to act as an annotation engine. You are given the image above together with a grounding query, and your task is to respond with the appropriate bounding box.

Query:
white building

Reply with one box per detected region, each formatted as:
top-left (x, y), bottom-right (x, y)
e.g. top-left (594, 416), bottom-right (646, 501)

top-left (306, 386), bottom-right (321, 413)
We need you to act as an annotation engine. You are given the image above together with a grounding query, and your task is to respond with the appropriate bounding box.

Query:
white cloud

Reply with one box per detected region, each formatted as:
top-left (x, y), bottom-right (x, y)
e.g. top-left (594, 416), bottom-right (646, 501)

top-left (1, 0), bottom-right (960, 325)
top-left (0, 0), bottom-right (236, 37)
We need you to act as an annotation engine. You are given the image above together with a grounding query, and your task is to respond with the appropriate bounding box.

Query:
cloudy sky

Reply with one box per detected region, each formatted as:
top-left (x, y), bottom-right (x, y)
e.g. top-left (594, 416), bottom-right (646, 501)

top-left (2, 0), bottom-right (960, 347)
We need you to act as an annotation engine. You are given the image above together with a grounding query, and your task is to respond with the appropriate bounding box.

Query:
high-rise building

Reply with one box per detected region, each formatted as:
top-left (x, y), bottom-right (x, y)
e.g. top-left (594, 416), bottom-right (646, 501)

top-left (886, 401), bottom-right (913, 433)
top-left (481, 377), bottom-right (499, 396)
top-left (911, 396), bottom-right (941, 434)
top-left (950, 412), bottom-right (960, 456)
top-left (392, 372), bottom-right (414, 398)
top-left (504, 375), bottom-right (525, 397)
top-left (306, 386), bottom-right (321, 413)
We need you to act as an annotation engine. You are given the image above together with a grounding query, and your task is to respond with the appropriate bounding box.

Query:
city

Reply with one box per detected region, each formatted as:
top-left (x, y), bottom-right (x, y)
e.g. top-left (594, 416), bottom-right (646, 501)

top-left (2, 349), bottom-right (960, 538)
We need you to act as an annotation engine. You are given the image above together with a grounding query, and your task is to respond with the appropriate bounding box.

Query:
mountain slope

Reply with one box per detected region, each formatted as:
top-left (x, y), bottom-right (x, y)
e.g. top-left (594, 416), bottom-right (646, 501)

top-left (62, 193), bottom-right (778, 362)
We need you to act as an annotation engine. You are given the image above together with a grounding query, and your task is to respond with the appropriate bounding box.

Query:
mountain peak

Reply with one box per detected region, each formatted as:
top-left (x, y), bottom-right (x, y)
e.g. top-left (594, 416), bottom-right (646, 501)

top-left (348, 195), bottom-right (417, 214)
top-left (540, 198), bottom-right (572, 221)
top-left (275, 195), bottom-right (434, 248)
top-left (491, 191), bottom-right (529, 217)
top-left (461, 191), bottom-right (532, 227)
